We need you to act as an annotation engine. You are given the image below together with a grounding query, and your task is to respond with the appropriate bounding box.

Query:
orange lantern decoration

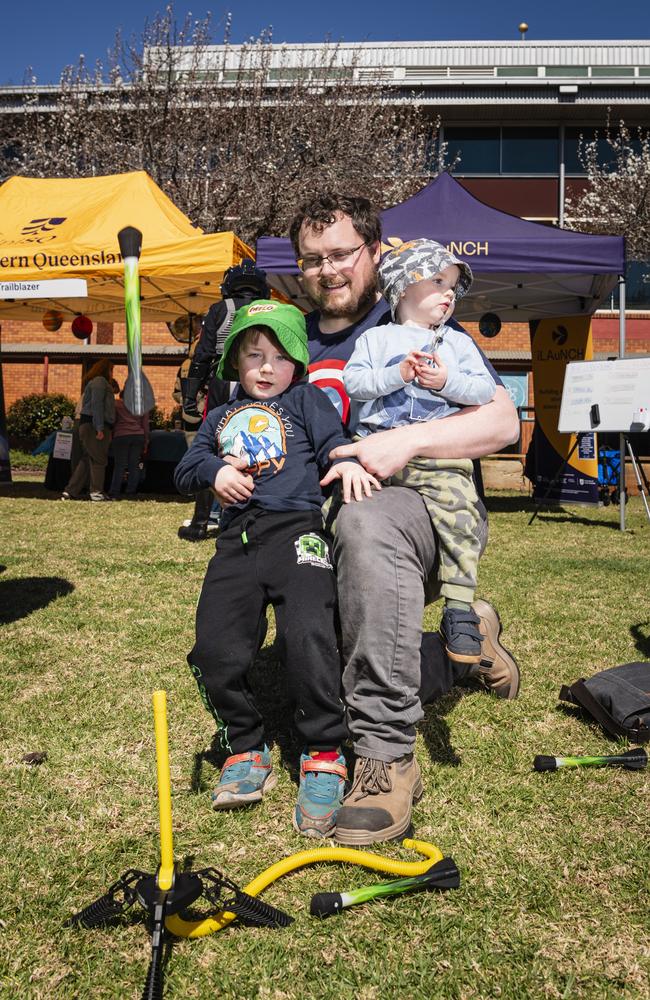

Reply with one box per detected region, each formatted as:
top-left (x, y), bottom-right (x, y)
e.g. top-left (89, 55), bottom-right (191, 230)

top-left (42, 309), bottom-right (64, 332)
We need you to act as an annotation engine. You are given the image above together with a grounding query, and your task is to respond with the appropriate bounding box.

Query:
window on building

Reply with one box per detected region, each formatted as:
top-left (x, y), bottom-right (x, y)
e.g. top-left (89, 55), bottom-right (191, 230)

top-left (546, 66), bottom-right (589, 77)
top-left (445, 127), bottom-right (500, 174)
top-left (502, 127), bottom-right (558, 174)
top-left (564, 127), bottom-right (643, 174)
top-left (591, 66), bottom-right (635, 77)
top-left (445, 127), bottom-right (559, 175)
top-left (496, 66), bottom-right (538, 77)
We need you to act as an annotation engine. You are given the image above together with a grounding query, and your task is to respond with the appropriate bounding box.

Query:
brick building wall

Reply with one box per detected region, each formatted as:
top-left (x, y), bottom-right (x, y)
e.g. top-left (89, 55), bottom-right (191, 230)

top-left (3, 312), bottom-right (649, 417)
top-left (1, 317), bottom-right (182, 414)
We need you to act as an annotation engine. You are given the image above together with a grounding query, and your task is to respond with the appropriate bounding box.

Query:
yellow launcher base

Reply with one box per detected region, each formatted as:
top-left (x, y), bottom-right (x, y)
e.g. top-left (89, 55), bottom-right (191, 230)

top-left (165, 838), bottom-right (443, 939)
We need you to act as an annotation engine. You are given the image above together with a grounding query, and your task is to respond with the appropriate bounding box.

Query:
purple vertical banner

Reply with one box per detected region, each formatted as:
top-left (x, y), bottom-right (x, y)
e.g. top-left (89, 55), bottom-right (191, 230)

top-left (528, 317), bottom-right (600, 505)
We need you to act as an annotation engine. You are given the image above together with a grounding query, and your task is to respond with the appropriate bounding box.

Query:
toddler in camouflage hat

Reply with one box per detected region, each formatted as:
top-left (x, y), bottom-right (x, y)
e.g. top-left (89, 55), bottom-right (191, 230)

top-left (343, 238), bottom-right (496, 663)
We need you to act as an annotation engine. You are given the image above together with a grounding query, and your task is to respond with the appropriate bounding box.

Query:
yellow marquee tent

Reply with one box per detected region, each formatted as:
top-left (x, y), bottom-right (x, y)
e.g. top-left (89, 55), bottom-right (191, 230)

top-left (0, 171), bottom-right (252, 324)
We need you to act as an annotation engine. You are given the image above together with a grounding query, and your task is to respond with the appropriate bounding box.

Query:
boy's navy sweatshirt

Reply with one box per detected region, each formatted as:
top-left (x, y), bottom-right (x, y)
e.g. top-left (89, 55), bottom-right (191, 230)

top-left (173, 382), bottom-right (356, 528)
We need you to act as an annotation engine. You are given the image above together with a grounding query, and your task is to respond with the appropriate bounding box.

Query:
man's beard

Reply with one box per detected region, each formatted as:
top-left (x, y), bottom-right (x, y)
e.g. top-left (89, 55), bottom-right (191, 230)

top-left (308, 273), bottom-right (379, 320)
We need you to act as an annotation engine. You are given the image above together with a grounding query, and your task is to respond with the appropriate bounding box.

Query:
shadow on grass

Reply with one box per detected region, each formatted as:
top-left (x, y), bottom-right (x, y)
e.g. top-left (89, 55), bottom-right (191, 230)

top-left (630, 622), bottom-right (650, 658)
top-left (530, 511), bottom-right (622, 530)
top-left (484, 496), bottom-right (535, 515)
top-left (418, 688), bottom-right (464, 767)
top-left (189, 631), bottom-right (470, 794)
top-left (0, 481), bottom-right (188, 503)
top-left (0, 575), bottom-right (74, 625)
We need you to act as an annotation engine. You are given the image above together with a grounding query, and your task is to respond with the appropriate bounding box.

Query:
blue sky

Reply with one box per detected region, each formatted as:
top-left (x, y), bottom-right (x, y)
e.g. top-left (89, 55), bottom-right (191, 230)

top-left (2, 0), bottom-right (649, 86)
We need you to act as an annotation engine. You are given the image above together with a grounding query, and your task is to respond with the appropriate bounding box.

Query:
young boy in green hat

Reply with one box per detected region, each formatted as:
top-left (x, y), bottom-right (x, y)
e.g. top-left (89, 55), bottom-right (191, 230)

top-left (174, 300), bottom-right (379, 837)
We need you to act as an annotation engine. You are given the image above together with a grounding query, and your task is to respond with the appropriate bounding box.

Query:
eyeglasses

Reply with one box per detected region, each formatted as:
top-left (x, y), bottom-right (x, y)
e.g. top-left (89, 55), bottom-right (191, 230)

top-left (297, 242), bottom-right (369, 274)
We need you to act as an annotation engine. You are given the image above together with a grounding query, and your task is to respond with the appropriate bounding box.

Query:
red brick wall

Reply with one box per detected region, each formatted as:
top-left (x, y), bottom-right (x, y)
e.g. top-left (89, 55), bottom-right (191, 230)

top-left (2, 358), bottom-right (180, 415)
top-left (1, 317), bottom-right (170, 345)
top-left (3, 312), bottom-right (649, 418)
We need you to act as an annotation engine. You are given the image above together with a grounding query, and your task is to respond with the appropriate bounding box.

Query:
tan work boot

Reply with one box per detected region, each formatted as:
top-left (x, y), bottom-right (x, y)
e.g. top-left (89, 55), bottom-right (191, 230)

top-left (469, 599), bottom-right (520, 699)
top-left (334, 754), bottom-right (423, 845)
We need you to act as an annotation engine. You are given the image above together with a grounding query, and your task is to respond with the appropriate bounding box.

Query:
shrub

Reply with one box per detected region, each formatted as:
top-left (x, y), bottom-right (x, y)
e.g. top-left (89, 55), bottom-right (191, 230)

top-left (6, 393), bottom-right (76, 450)
top-left (149, 404), bottom-right (182, 430)
top-left (9, 449), bottom-right (49, 471)
top-left (148, 405), bottom-right (168, 430)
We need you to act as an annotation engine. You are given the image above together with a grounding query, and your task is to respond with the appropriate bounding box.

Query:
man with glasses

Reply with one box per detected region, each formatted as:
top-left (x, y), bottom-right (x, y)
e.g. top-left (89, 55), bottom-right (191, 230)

top-left (288, 193), bottom-right (521, 844)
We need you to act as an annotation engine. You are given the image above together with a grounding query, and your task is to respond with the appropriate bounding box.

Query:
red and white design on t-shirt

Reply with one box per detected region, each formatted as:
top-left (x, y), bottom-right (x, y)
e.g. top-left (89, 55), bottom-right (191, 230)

top-left (308, 359), bottom-right (350, 425)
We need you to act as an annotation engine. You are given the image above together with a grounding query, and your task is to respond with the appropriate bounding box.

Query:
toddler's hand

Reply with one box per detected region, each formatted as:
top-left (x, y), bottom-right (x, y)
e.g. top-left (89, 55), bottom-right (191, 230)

top-left (320, 461), bottom-right (381, 503)
top-left (399, 351), bottom-right (425, 383)
top-left (416, 352), bottom-right (448, 391)
top-left (213, 463), bottom-right (254, 505)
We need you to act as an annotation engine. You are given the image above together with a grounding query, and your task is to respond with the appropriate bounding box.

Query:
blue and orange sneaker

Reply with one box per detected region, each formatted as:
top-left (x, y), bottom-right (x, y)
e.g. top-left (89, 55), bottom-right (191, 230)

top-left (212, 746), bottom-right (276, 810)
top-left (293, 750), bottom-right (347, 838)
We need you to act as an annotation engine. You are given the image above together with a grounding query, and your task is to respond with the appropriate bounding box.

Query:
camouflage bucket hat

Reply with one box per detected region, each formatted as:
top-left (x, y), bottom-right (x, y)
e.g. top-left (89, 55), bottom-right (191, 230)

top-left (378, 239), bottom-right (473, 317)
top-left (216, 300), bottom-right (309, 381)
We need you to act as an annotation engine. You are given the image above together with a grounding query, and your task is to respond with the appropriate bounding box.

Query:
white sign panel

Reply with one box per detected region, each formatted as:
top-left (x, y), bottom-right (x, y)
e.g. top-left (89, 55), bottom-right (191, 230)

top-left (0, 278), bottom-right (88, 300)
top-left (53, 432), bottom-right (73, 460)
top-left (558, 358), bottom-right (650, 434)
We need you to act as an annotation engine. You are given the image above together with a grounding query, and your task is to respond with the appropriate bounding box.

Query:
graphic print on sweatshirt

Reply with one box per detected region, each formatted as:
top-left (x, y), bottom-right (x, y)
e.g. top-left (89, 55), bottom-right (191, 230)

top-left (217, 402), bottom-right (290, 477)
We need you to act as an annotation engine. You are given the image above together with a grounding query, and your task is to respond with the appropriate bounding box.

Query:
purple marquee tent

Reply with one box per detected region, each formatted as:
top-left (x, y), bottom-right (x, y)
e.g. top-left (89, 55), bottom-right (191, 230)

top-left (256, 172), bottom-right (625, 328)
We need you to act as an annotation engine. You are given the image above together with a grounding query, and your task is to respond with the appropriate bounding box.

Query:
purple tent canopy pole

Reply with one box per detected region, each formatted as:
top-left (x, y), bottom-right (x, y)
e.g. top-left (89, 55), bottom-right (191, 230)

top-left (619, 275), bottom-right (627, 531)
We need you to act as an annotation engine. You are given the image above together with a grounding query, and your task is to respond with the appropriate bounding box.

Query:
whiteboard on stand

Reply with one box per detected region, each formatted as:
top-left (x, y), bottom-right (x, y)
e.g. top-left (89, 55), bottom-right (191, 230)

top-left (558, 358), bottom-right (650, 434)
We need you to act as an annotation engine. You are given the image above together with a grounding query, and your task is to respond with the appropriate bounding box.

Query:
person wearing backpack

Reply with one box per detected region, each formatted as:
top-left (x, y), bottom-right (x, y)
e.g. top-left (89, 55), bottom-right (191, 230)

top-left (177, 259), bottom-right (270, 541)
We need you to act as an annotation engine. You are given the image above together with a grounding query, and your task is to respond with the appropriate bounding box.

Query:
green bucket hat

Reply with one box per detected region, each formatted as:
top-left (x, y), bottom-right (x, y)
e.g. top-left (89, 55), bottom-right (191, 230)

top-left (216, 300), bottom-right (309, 381)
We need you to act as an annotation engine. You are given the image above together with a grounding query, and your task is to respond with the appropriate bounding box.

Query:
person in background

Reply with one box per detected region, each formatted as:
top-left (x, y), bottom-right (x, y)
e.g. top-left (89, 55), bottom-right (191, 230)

top-left (109, 384), bottom-right (150, 499)
top-left (62, 359), bottom-right (115, 502)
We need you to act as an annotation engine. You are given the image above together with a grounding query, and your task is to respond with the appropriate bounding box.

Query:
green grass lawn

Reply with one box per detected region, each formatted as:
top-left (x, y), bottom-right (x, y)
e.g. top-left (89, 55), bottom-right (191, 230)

top-left (1, 482), bottom-right (648, 1000)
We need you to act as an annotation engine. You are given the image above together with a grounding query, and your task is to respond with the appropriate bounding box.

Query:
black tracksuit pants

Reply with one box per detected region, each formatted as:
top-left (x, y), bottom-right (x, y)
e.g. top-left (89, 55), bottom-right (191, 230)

top-left (188, 509), bottom-right (347, 756)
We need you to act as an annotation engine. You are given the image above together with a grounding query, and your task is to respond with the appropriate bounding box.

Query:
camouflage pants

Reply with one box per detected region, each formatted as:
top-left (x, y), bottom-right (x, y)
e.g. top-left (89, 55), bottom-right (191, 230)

top-left (388, 457), bottom-right (481, 603)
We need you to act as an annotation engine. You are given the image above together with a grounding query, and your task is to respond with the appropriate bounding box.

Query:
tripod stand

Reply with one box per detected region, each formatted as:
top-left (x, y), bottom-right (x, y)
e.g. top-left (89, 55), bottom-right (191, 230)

top-left (621, 433), bottom-right (650, 526)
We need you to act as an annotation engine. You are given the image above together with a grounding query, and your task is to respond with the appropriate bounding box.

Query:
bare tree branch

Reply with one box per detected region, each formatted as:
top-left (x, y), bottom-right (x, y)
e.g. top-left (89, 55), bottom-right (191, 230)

top-left (564, 117), bottom-right (650, 261)
top-left (2, 5), bottom-right (444, 245)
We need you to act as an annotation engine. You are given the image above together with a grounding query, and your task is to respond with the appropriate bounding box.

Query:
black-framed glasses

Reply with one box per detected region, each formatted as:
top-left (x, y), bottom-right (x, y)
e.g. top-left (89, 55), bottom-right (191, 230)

top-left (297, 242), bottom-right (369, 274)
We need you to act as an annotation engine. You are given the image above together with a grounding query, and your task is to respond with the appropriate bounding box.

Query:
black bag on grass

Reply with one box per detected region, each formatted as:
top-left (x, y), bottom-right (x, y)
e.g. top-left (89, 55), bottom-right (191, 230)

top-left (560, 662), bottom-right (650, 744)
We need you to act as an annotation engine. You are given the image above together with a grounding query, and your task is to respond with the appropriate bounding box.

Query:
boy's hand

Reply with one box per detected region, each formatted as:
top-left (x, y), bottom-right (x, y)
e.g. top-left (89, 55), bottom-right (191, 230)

top-left (213, 463), bottom-right (254, 505)
top-left (320, 461), bottom-right (381, 503)
top-left (400, 350), bottom-right (432, 383)
top-left (416, 352), bottom-right (447, 391)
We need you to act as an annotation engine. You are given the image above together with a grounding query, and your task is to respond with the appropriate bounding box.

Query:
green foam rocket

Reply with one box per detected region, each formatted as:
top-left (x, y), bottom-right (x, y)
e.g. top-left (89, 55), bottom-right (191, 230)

top-left (118, 226), bottom-right (156, 417)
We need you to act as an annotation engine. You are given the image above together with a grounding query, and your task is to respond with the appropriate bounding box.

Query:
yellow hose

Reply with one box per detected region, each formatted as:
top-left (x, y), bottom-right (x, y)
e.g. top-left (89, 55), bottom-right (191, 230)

top-left (165, 837), bottom-right (443, 938)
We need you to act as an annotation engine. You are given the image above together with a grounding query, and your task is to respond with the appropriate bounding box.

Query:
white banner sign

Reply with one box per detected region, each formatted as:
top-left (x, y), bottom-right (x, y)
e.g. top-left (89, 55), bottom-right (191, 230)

top-left (0, 278), bottom-right (88, 300)
top-left (53, 431), bottom-right (73, 460)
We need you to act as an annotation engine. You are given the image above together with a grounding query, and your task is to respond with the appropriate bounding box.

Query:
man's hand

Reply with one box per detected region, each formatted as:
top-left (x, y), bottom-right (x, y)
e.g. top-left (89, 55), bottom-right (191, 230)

top-left (320, 461), bottom-right (381, 502)
top-left (329, 429), bottom-right (414, 480)
top-left (415, 352), bottom-right (447, 391)
top-left (213, 463), bottom-right (254, 506)
top-left (96, 430), bottom-right (105, 441)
